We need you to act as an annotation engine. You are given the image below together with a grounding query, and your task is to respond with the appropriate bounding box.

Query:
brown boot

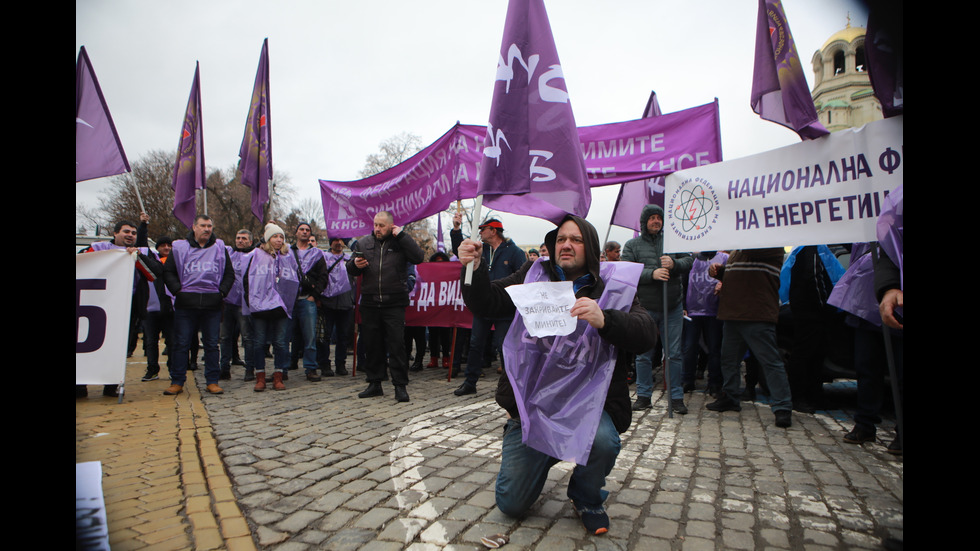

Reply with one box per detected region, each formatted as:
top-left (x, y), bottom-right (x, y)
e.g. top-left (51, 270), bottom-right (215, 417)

top-left (254, 372), bottom-right (266, 392)
top-left (163, 384), bottom-right (183, 396)
top-left (273, 371), bottom-right (285, 391)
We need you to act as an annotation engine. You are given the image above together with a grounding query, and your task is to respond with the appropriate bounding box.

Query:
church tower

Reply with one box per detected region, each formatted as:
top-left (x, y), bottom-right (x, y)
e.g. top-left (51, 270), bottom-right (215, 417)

top-left (810, 19), bottom-right (882, 132)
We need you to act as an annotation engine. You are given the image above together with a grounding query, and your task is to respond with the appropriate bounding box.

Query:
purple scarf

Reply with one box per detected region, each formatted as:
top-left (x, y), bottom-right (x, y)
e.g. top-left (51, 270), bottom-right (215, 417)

top-left (502, 259), bottom-right (642, 465)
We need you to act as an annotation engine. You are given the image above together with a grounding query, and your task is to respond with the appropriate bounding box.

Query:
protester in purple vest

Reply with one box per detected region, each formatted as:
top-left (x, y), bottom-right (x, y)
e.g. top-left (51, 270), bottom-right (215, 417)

top-left (458, 215), bottom-right (655, 536)
top-left (288, 222), bottom-right (329, 382)
top-left (243, 224), bottom-right (300, 392)
top-left (681, 251), bottom-right (728, 397)
top-left (316, 237), bottom-right (354, 376)
top-left (161, 214), bottom-right (235, 396)
top-left (829, 242), bottom-right (903, 455)
top-left (220, 229), bottom-right (256, 381)
top-left (78, 215), bottom-right (163, 398)
top-left (142, 235), bottom-right (174, 383)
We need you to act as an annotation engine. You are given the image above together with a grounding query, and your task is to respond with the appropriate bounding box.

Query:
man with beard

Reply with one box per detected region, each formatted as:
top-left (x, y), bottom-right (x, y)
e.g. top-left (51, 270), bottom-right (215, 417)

top-left (458, 215), bottom-right (654, 536)
top-left (347, 211), bottom-right (424, 402)
top-left (621, 205), bottom-right (693, 414)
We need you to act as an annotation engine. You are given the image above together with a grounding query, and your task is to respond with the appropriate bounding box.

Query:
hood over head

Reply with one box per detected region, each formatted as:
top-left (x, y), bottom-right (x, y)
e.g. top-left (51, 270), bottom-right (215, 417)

top-left (640, 204), bottom-right (665, 236)
top-left (543, 214), bottom-right (601, 286)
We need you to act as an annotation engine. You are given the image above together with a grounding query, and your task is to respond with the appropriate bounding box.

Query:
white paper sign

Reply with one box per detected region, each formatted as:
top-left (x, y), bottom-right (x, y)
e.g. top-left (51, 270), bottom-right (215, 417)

top-left (76, 461), bottom-right (110, 550)
top-left (505, 281), bottom-right (577, 337)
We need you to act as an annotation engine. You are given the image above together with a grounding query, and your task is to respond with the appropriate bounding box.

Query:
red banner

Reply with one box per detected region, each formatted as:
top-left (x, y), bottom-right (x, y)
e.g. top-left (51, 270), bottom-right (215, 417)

top-left (354, 261), bottom-right (473, 328)
top-left (406, 262), bottom-right (472, 328)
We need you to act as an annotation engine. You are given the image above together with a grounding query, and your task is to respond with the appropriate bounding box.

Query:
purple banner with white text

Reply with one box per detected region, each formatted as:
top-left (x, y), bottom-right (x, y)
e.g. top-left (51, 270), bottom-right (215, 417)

top-left (319, 101), bottom-right (721, 237)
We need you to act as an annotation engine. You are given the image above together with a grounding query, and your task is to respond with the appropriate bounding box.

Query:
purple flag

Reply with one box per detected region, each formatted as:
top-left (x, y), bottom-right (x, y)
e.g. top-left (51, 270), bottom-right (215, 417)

top-left (172, 63), bottom-right (206, 229)
top-left (866, 2), bottom-right (903, 118)
top-left (478, 0), bottom-right (591, 224)
top-left (76, 46), bottom-right (130, 183)
top-left (751, 0), bottom-right (829, 140)
top-left (610, 91), bottom-right (666, 231)
top-left (238, 39), bottom-right (273, 222)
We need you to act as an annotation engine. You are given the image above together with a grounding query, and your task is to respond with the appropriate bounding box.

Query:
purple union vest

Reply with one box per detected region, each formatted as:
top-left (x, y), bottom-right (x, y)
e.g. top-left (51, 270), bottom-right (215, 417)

top-left (502, 259), bottom-right (642, 466)
top-left (243, 249), bottom-right (300, 318)
top-left (172, 239), bottom-right (227, 294)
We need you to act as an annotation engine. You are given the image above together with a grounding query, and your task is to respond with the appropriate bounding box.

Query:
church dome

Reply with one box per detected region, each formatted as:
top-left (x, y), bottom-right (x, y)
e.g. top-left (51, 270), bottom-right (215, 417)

top-left (821, 25), bottom-right (866, 50)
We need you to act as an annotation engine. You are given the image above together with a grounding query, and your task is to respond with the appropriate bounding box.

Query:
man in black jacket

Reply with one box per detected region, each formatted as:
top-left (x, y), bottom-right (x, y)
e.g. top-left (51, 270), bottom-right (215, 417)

top-left (347, 211), bottom-right (424, 402)
top-left (458, 215), bottom-right (654, 536)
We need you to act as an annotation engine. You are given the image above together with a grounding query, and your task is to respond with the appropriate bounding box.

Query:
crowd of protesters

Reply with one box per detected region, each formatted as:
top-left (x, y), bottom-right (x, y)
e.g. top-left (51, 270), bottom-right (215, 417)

top-left (80, 202), bottom-right (902, 456)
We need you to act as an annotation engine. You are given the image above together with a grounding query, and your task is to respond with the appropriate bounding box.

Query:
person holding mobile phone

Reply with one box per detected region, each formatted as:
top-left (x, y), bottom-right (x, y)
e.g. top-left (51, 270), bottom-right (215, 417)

top-left (346, 211), bottom-right (424, 403)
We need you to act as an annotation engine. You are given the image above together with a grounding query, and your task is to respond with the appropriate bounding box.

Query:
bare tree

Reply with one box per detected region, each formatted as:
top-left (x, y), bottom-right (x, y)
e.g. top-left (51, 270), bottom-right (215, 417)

top-left (358, 132), bottom-right (423, 178)
top-left (86, 149), bottom-right (295, 244)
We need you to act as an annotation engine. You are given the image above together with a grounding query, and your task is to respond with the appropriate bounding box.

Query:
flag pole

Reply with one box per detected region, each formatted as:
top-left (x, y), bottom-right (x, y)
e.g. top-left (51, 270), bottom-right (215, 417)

top-left (463, 195), bottom-right (483, 285)
top-left (132, 180), bottom-right (146, 214)
top-left (870, 243), bottom-right (903, 450)
top-left (663, 283), bottom-right (673, 418)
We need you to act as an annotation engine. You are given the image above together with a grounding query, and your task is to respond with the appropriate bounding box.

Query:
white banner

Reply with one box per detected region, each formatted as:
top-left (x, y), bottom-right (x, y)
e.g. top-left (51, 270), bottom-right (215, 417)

top-left (663, 116), bottom-right (903, 253)
top-left (76, 249), bottom-right (134, 385)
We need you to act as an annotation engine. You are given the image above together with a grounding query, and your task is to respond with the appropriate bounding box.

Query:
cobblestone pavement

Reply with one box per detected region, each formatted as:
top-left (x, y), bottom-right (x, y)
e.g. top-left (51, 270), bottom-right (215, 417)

top-left (202, 359), bottom-right (903, 551)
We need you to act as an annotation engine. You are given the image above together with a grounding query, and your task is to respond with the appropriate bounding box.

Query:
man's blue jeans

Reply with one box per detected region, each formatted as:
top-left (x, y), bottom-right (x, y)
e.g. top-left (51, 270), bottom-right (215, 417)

top-left (465, 316), bottom-right (511, 387)
top-left (289, 297), bottom-right (319, 373)
top-left (170, 308), bottom-right (221, 386)
top-left (636, 306), bottom-right (684, 400)
top-left (495, 411), bottom-right (620, 517)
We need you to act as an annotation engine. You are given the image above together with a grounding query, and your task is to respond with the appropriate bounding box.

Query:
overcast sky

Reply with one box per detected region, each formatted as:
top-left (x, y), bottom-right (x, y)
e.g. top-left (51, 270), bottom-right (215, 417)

top-left (76, 0), bottom-right (870, 246)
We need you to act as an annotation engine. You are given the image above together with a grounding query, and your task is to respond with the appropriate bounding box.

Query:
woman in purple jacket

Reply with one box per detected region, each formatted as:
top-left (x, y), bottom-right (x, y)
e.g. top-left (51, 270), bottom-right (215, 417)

top-left (243, 224), bottom-right (300, 391)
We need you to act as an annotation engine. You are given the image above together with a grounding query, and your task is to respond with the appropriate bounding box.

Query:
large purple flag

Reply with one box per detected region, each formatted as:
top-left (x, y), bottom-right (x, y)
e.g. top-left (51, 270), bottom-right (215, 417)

top-left (751, 0), bottom-right (829, 140)
top-left (866, 2), bottom-right (903, 118)
top-left (76, 46), bottom-right (130, 183)
top-left (478, 0), bottom-right (590, 224)
top-left (172, 63), bottom-right (206, 229)
top-left (238, 39), bottom-right (273, 222)
top-left (610, 91), bottom-right (667, 231)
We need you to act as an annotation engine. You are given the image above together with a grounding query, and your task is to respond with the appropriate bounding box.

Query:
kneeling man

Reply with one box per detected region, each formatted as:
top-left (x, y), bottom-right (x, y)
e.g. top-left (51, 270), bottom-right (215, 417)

top-left (458, 215), bottom-right (654, 535)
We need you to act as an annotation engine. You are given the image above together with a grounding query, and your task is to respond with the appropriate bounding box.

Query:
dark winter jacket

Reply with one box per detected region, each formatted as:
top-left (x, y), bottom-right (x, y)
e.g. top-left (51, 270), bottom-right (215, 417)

top-left (347, 231), bottom-right (425, 308)
top-left (461, 215), bottom-right (656, 433)
top-left (620, 204), bottom-right (692, 311)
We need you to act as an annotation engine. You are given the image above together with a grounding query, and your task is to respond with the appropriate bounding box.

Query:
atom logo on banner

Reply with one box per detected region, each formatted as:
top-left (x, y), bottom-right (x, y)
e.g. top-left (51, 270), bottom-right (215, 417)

top-left (667, 177), bottom-right (721, 241)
